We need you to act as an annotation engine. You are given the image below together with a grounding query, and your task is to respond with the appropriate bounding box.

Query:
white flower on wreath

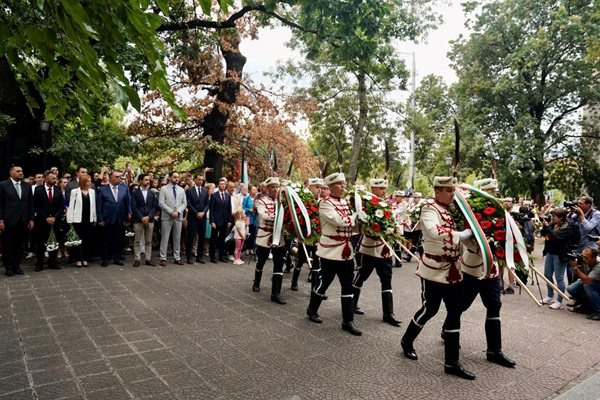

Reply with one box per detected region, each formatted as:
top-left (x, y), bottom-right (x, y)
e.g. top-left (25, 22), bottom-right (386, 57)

top-left (358, 211), bottom-right (368, 222)
top-left (386, 227), bottom-right (395, 234)
top-left (375, 209), bottom-right (384, 218)
top-left (380, 201), bottom-right (388, 207)
top-left (362, 194), bottom-right (372, 201)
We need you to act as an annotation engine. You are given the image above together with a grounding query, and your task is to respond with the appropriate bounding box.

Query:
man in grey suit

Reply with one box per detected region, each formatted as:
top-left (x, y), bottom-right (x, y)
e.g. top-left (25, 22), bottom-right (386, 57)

top-left (158, 171), bottom-right (187, 266)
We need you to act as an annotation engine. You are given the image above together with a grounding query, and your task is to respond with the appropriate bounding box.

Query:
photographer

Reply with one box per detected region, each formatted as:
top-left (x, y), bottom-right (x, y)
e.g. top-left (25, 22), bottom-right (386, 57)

top-left (566, 248), bottom-right (600, 321)
top-left (540, 209), bottom-right (576, 310)
top-left (570, 196), bottom-right (600, 252)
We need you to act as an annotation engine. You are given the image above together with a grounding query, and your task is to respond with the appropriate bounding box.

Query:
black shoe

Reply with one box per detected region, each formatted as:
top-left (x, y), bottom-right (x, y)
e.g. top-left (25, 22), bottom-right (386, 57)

top-left (5, 269), bottom-right (14, 276)
top-left (196, 258), bottom-right (205, 264)
top-left (14, 267), bottom-right (24, 275)
top-left (252, 285), bottom-right (260, 292)
top-left (34, 266), bottom-right (43, 272)
top-left (219, 257), bottom-right (228, 263)
top-left (401, 341), bottom-right (418, 360)
top-left (586, 312), bottom-right (600, 321)
top-left (486, 351), bottom-right (516, 368)
top-left (271, 295), bottom-right (286, 305)
top-left (341, 321), bottom-right (362, 336)
top-left (383, 314), bottom-right (402, 326)
top-left (503, 286), bottom-right (515, 294)
top-left (101, 260), bottom-right (109, 267)
top-left (306, 308), bottom-right (322, 323)
top-left (113, 260), bottom-right (124, 266)
top-left (187, 258), bottom-right (194, 265)
top-left (354, 307), bottom-right (365, 315)
top-left (133, 260), bottom-right (140, 268)
top-left (211, 258), bottom-right (218, 264)
top-left (444, 363), bottom-right (476, 380)
top-left (291, 285), bottom-right (298, 291)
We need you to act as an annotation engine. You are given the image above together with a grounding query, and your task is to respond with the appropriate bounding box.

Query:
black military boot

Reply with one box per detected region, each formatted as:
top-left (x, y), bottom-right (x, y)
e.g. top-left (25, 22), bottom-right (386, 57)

top-left (252, 268), bottom-right (263, 292)
top-left (485, 318), bottom-right (516, 368)
top-left (381, 291), bottom-right (401, 326)
top-left (306, 291), bottom-right (324, 323)
top-left (401, 321), bottom-right (422, 360)
top-left (341, 296), bottom-right (362, 336)
top-left (306, 269), bottom-right (312, 283)
top-left (291, 267), bottom-right (301, 291)
top-left (353, 287), bottom-right (365, 315)
top-left (283, 252), bottom-right (293, 273)
top-left (271, 274), bottom-right (286, 304)
top-left (444, 330), bottom-right (475, 380)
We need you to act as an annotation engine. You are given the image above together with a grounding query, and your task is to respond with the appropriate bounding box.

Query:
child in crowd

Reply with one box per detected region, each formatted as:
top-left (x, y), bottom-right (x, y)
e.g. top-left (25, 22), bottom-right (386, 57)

top-left (233, 209), bottom-right (247, 265)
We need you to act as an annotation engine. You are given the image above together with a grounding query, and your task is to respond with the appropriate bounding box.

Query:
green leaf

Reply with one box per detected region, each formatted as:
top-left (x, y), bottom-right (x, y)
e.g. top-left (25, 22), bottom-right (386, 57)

top-left (124, 85), bottom-right (141, 111)
top-left (156, 0), bottom-right (169, 16)
top-left (199, 0), bottom-right (211, 15)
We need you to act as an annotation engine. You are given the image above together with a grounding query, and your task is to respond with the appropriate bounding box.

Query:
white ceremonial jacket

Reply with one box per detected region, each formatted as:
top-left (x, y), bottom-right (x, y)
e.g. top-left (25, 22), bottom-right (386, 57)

top-left (256, 195), bottom-right (283, 248)
top-left (316, 196), bottom-right (355, 261)
top-left (415, 200), bottom-right (463, 284)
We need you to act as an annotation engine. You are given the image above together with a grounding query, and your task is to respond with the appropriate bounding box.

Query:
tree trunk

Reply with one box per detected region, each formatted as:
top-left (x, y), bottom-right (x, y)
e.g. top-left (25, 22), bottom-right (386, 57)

top-left (347, 70), bottom-right (367, 184)
top-left (531, 126), bottom-right (546, 207)
top-left (202, 31), bottom-right (246, 183)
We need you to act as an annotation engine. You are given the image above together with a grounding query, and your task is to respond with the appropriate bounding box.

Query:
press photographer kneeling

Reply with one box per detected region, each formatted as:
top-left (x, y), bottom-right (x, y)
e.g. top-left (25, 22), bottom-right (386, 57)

top-left (566, 247), bottom-right (600, 321)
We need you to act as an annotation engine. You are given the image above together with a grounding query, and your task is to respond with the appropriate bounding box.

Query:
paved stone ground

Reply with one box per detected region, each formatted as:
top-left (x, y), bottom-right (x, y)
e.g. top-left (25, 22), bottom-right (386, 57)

top-left (1, 245), bottom-right (599, 400)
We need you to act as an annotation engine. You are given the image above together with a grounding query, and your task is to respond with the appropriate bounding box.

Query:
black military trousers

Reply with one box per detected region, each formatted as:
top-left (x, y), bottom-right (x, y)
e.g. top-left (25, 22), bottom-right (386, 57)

top-left (412, 278), bottom-right (462, 331)
top-left (255, 246), bottom-right (285, 275)
top-left (295, 244), bottom-right (319, 270)
top-left (316, 258), bottom-right (354, 297)
top-left (461, 273), bottom-right (501, 318)
top-left (353, 253), bottom-right (393, 291)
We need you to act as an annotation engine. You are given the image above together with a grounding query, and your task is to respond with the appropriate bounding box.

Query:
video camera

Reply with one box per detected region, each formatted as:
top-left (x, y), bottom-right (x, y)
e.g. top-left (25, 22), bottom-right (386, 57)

top-left (565, 251), bottom-right (583, 264)
top-left (563, 201), bottom-right (577, 209)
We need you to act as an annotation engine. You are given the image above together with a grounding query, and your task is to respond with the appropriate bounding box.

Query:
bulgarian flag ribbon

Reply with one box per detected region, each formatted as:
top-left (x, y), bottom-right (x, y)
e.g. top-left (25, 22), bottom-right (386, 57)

top-left (272, 190), bottom-right (286, 247)
top-left (283, 186), bottom-right (312, 242)
top-left (454, 189), bottom-right (494, 276)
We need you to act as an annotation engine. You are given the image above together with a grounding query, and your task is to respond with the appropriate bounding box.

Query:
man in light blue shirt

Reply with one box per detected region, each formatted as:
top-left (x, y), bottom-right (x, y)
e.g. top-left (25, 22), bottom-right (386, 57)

top-left (571, 196), bottom-right (600, 252)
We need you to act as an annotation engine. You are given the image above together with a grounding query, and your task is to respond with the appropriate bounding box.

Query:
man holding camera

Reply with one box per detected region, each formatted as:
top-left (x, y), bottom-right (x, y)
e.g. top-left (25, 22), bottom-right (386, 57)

top-left (570, 196), bottom-right (600, 252)
top-left (566, 248), bottom-right (600, 320)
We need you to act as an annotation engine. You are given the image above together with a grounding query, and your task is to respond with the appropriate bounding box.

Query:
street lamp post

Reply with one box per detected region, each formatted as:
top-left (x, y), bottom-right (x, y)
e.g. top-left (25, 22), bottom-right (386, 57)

top-left (445, 155), bottom-right (453, 175)
top-left (240, 135), bottom-right (249, 183)
top-left (398, 51), bottom-right (416, 190)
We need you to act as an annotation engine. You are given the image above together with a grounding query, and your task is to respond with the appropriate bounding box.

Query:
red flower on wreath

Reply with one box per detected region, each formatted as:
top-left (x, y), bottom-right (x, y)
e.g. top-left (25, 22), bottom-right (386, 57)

top-left (494, 218), bottom-right (504, 228)
top-left (372, 223), bottom-right (381, 232)
top-left (384, 210), bottom-right (391, 219)
top-left (495, 248), bottom-right (505, 259)
top-left (483, 206), bottom-right (496, 216)
top-left (480, 220), bottom-right (493, 230)
top-left (493, 230), bottom-right (506, 241)
top-left (514, 251), bottom-right (522, 262)
top-left (474, 212), bottom-right (483, 221)
top-left (370, 197), bottom-right (379, 206)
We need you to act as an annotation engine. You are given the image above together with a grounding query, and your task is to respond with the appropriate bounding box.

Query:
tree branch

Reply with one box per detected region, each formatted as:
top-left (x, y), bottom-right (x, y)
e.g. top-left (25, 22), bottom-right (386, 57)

top-left (157, 5), bottom-right (263, 31)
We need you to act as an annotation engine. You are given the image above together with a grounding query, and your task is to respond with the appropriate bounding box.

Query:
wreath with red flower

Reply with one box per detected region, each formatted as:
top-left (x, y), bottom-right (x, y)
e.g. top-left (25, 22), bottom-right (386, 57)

top-left (280, 183), bottom-right (321, 245)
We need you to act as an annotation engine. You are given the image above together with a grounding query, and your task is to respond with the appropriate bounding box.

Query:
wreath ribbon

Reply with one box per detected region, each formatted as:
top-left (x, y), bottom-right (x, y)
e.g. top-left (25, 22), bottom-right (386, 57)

top-left (454, 189), bottom-right (494, 276)
top-left (282, 186), bottom-right (312, 242)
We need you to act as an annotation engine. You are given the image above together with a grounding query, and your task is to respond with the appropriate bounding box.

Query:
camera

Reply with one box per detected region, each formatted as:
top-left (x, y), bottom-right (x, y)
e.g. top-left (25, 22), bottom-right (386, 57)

top-left (565, 251), bottom-right (583, 264)
top-left (510, 211), bottom-right (530, 223)
top-left (563, 201), bottom-right (577, 208)
top-left (543, 214), bottom-right (552, 223)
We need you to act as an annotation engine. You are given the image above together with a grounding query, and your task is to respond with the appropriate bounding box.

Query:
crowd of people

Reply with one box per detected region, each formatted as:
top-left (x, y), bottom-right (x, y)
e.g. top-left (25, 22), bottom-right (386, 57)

top-left (1, 165), bottom-right (599, 380)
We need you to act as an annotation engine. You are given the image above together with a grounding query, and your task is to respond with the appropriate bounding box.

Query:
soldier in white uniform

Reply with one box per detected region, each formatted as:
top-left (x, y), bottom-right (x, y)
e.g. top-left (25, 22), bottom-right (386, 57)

top-left (253, 177), bottom-right (286, 304)
top-left (306, 173), bottom-right (362, 336)
top-left (443, 178), bottom-right (516, 368)
top-left (291, 178), bottom-right (323, 291)
top-left (352, 178), bottom-right (401, 326)
top-left (401, 176), bottom-right (476, 380)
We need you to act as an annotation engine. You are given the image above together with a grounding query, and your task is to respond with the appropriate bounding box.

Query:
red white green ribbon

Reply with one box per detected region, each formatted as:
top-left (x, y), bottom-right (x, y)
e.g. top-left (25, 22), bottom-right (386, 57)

top-left (272, 190), bottom-right (285, 246)
top-left (281, 185), bottom-right (312, 242)
top-left (454, 189), bottom-right (494, 276)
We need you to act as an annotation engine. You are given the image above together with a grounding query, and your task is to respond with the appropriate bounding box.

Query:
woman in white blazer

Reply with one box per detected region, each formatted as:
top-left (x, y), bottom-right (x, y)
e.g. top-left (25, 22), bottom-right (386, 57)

top-left (67, 175), bottom-right (96, 267)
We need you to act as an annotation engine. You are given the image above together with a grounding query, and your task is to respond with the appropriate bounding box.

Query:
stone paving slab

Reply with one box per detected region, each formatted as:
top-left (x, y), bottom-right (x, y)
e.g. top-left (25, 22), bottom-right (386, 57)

top-left (1, 247), bottom-right (599, 399)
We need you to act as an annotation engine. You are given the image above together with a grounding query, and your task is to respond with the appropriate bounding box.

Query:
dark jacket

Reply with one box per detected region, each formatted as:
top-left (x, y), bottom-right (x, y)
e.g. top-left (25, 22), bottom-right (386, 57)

top-left (131, 187), bottom-right (159, 223)
top-left (96, 183), bottom-right (131, 224)
top-left (209, 190), bottom-right (232, 228)
top-left (541, 221), bottom-right (575, 259)
top-left (186, 185), bottom-right (209, 221)
top-left (0, 179), bottom-right (34, 225)
top-left (33, 185), bottom-right (64, 222)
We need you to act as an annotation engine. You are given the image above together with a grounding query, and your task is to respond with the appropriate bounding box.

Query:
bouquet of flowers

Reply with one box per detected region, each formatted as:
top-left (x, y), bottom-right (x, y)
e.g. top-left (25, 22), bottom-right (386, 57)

top-left (125, 229), bottom-right (136, 238)
top-left (64, 225), bottom-right (82, 247)
top-left (407, 199), bottom-right (427, 225)
top-left (45, 229), bottom-right (59, 252)
top-left (346, 187), bottom-right (404, 245)
top-left (280, 182), bottom-right (321, 245)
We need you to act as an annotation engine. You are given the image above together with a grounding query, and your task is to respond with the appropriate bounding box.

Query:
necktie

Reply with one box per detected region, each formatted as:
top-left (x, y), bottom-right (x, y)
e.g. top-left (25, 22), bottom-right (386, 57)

top-left (172, 185), bottom-right (177, 201)
top-left (112, 186), bottom-right (118, 202)
top-left (197, 187), bottom-right (200, 198)
top-left (48, 186), bottom-right (53, 202)
top-left (15, 182), bottom-right (21, 199)
top-left (221, 192), bottom-right (224, 202)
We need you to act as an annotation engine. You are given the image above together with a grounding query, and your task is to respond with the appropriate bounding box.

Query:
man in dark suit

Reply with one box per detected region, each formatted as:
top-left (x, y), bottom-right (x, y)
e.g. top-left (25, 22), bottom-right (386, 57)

top-left (0, 166), bottom-right (34, 276)
top-left (96, 170), bottom-right (131, 266)
top-left (186, 173), bottom-right (209, 264)
top-left (131, 173), bottom-right (159, 267)
top-left (209, 178), bottom-right (232, 263)
top-left (67, 165), bottom-right (95, 197)
top-left (33, 171), bottom-right (64, 271)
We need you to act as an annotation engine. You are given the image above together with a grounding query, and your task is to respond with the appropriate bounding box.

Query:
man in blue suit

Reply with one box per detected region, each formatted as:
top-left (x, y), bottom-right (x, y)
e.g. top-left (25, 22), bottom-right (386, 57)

top-left (97, 170), bottom-right (131, 266)
top-left (186, 173), bottom-right (209, 264)
top-left (209, 178), bottom-right (232, 263)
top-left (131, 173), bottom-right (159, 267)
